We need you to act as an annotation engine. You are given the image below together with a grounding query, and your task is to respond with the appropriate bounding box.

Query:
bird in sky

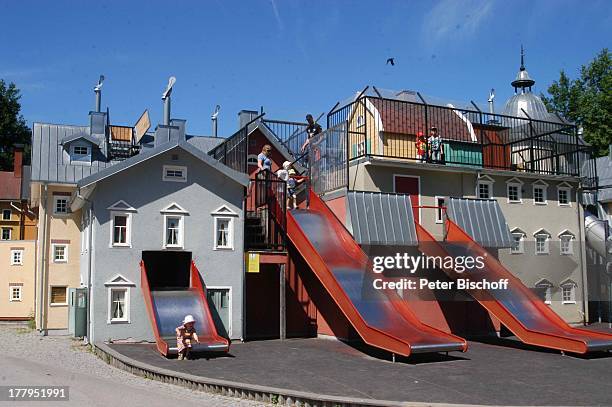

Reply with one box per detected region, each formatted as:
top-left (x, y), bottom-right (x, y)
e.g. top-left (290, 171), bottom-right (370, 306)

top-left (386, 58), bottom-right (395, 66)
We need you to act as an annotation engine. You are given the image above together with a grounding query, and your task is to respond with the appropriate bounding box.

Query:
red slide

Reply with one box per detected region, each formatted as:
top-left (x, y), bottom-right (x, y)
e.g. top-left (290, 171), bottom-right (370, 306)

top-left (419, 218), bottom-right (612, 354)
top-left (286, 190), bottom-right (467, 357)
top-left (141, 261), bottom-right (230, 357)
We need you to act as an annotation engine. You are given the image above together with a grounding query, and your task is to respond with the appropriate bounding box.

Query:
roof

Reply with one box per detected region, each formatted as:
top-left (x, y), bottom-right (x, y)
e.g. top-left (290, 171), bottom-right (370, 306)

top-left (368, 98), bottom-right (475, 142)
top-left (346, 191), bottom-right (418, 246)
top-left (60, 132), bottom-right (102, 147)
top-left (185, 135), bottom-right (225, 153)
top-left (502, 92), bottom-right (561, 122)
top-left (77, 138), bottom-right (249, 189)
top-left (0, 171), bottom-right (21, 200)
top-left (31, 123), bottom-right (116, 184)
top-left (446, 197), bottom-right (513, 248)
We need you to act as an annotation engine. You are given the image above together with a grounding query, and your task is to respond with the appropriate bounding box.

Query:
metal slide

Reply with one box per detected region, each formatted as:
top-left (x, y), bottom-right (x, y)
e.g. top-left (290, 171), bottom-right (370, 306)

top-left (286, 190), bottom-right (467, 357)
top-left (585, 211), bottom-right (611, 259)
top-left (141, 261), bottom-right (230, 356)
top-left (422, 218), bottom-right (612, 354)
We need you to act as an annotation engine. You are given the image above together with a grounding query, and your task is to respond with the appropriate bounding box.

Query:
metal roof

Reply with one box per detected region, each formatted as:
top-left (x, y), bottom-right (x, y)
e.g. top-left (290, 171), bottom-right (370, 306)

top-left (30, 123), bottom-right (116, 184)
top-left (185, 135), bottom-right (224, 153)
top-left (346, 191), bottom-right (418, 246)
top-left (446, 197), bottom-right (513, 248)
top-left (501, 92), bottom-right (558, 122)
top-left (77, 138), bottom-right (249, 189)
top-left (60, 132), bottom-right (102, 147)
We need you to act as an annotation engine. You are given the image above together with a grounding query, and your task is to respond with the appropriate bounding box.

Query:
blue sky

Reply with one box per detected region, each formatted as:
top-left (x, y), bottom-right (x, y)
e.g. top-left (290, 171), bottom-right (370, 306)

top-left (1, 0), bottom-right (610, 137)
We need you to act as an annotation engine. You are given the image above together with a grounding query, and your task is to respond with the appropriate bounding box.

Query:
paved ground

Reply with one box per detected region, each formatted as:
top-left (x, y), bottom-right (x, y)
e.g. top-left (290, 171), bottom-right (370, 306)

top-left (110, 333), bottom-right (612, 406)
top-left (0, 326), bottom-right (267, 407)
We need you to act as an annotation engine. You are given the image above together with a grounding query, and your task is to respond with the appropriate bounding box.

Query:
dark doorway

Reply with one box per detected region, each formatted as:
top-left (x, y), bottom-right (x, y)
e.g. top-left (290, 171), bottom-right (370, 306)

top-left (245, 264), bottom-right (280, 339)
top-left (142, 251), bottom-right (192, 290)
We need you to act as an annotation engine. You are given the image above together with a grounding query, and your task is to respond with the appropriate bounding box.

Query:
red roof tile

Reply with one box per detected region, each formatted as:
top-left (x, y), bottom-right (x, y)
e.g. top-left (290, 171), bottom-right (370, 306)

top-left (0, 171), bottom-right (21, 200)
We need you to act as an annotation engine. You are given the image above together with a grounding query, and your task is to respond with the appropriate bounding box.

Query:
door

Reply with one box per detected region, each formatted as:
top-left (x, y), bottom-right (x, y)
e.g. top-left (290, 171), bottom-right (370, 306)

top-left (394, 175), bottom-right (420, 222)
top-left (207, 288), bottom-right (231, 338)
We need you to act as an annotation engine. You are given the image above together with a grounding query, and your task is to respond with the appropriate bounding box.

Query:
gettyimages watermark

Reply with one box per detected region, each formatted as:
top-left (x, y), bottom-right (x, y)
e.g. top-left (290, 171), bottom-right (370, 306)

top-left (0, 386), bottom-right (69, 402)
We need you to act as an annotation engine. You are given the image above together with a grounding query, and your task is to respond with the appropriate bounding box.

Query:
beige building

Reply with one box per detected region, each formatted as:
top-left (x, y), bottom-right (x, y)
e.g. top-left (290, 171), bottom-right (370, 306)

top-left (0, 240), bottom-right (36, 320)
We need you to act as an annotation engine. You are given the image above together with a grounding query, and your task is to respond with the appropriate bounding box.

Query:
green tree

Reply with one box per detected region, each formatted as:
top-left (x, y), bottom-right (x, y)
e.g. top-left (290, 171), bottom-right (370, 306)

top-left (0, 79), bottom-right (31, 170)
top-left (542, 49), bottom-right (611, 157)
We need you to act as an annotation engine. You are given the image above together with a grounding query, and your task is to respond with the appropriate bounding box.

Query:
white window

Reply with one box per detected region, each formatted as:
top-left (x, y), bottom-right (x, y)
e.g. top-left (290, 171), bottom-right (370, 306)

top-left (160, 203), bottom-right (188, 249)
top-left (52, 244), bottom-right (68, 263)
top-left (477, 176), bottom-right (494, 199)
top-left (110, 213), bottom-right (131, 247)
top-left (533, 182), bottom-right (548, 205)
top-left (511, 233), bottom-right (524, 254)
top-left (105, 274), bottom-right (135, 323)
top-left (435, 196), bottom-right (446, 224)
top-left (557, 185), bottom-right (571, 206)
top-left (247, 154), bottom-right (259, 166)
top-left (211, 205), bottom-right (239, 250)
top-left (10, 249), bottom-right (23, 265)
top-left (535, 280), bottom-right (553, 305)
top-left (2, 209), bottom-right (11, 220)
top-left (53, 196), bottom-right (69, 214)
top-left (162, 165), bottom-right (187, 182)
top-left (534, 230), bottom-right (550, 255)
top-left (1, 228), bottom-right (10, 240)
top-left (506, 178), bottom-right (523, 203)
top-left (561, 282), bottom-right (576, 304)
top-left (50, 286), bottom-right (67, 305)
top-left (109, 288), bottom-right (129, 323)
top-left (214, 217), bottom-right (234, 250)
top-left (9, 285), bottom-right (22, 302)
top-left (558, 231), bottom-right (575, 255)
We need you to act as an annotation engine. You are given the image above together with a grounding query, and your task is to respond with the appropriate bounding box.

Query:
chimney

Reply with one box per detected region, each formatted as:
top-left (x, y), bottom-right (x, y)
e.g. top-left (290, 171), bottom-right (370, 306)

top-left (161, 76), bottom-right (176, 126)
top-left (238, 110), bottom-right (259, 129)
top-left (170, 119), bottom-right (186, 142)
top-left (94, 75), bottom-right (105, 112)
top-left (211, 105), bottom-right (220, 138)
top-left (13, 144), bottom-right (23, 179)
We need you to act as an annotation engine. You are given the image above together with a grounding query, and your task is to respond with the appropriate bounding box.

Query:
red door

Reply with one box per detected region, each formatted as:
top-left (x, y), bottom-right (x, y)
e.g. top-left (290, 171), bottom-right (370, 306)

top-left (394, 176), bottom-right (420, 223)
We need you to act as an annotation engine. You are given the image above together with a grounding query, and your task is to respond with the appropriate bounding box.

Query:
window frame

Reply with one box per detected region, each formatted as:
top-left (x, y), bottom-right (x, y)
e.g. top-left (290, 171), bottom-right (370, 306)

top-left (163, 214), bottom-right (184, 249)
top-left (1, 227), bottom-right (11, 240)
top-left (510, 232), bottom-right (525, 254)
top-left (557, 185), bottom-right (572, 207)
top-left (52, 244), bottom-right (68, 263)
top-left (162, 165), bottom-right (187, 183)
top-left (535, 280), bottom-right (553, 305)
top-left (434, 196), bottom-right (446, 224)
top-left (50, 286), bottom-right (68, 306)
top-left (53, 196), bottom-right (69, 215)
top-left (2, 209), bottom-right (11, 220)
top-left (109, 211), bottom-right (132, 248)
top-left (561, 282), bottom-right (577, 304)
top-left (505, 178), bottom-right (523, 204)
top-left (107, 287), bottom-right (130, 323)
top-left (214, 216), bottom-right (235, 250)
top-left (9, 284), bottom-right (22, 302)
top-left (532, 182), bottom-right (548, 205)
top-left (558, 230), bottom-right (575, 256)
top-left (10, 249), bottom-right (24, 265)
top-left (534, 231), bottom-right (550, 255)
top-left (476, 175), bottom-right (495, 199)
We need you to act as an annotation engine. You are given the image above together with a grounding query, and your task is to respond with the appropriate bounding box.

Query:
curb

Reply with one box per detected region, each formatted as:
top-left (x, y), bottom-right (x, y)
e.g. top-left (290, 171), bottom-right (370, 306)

top-left (93, 343), bottom-right (488, 407)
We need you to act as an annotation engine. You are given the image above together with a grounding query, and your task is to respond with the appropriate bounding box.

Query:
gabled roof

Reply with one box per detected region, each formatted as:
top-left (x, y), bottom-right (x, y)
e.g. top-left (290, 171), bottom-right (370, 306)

top-left (60, 132), bottom-right (102, 147)
top-left (250, 122), bottom-right (307, 174)
top-left (77, 139), bottom-right (249, 189)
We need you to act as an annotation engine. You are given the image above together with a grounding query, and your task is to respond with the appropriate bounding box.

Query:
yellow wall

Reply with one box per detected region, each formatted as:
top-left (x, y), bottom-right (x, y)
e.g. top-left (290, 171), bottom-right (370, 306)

top-left (0, 240), bottom-right (36, 319)
top-left (34, 184), bottom-right (82, 330)
top-left (0, 201), bottom-right (37, 241)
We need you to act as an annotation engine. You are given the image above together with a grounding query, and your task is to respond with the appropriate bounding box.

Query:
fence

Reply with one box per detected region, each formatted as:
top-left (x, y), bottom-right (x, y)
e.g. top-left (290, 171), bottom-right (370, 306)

top-left (310, 122), bottom-right (348, 195)
top-left (245, 171), bottom-right (287, 251)
top-left (326, 95), bottom-right (588, 178)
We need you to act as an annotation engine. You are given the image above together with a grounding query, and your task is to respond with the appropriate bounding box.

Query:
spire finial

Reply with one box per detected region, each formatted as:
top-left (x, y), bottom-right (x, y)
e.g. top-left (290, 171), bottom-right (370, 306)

top-left (520, 45), bottom-right (525, 71)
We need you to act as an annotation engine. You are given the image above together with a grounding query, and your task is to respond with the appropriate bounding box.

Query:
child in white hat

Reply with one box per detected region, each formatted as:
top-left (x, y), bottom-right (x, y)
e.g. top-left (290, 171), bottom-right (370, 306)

top-left (176, 315), bottom-right (199, 360)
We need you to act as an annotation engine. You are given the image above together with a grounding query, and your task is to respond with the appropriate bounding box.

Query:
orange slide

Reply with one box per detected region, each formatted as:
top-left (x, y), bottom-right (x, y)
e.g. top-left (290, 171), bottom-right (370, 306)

top-left (286, 190), bottom-right (467, 357)
top-left (419, 218), bottom-right (612, 354)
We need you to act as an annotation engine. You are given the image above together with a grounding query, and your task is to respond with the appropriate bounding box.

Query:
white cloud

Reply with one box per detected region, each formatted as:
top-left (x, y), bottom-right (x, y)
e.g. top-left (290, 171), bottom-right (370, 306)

top-left (269, 0), bottom-right (283, 31)
top-left (422, 0), bottom-right (494, 45)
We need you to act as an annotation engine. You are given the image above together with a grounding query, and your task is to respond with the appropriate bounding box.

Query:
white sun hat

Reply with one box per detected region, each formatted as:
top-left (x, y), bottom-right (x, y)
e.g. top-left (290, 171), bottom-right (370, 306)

top-left (282, 161), bottom-right (292, 169)
top-left (183, 315), bottom-right (196, 324)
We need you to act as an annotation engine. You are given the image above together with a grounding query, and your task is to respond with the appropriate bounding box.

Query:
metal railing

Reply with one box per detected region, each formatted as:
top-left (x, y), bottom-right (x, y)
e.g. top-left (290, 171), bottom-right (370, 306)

top-left (245, 171), bottom-right (287, 251)
top-left (326, 95), bottom-right (589, 178)
top-left (208, 113), bottom-right (265, 173)
top-left (108, 140), bottom-right (140, 160)
top-left (310, 123), bottom-right (348, 195)
top-left (261, 119), bottom-right (310, 167)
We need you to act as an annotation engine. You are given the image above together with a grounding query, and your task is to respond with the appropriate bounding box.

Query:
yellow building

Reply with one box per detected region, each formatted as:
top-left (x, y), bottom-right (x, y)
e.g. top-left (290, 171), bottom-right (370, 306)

top-left (0, 240), bottom-right (36, 320)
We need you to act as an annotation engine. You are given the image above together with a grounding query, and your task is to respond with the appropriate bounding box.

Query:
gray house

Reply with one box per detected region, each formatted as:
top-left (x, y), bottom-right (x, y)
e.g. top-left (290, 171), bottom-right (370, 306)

top-left (72, 122), bottom-right (249, 344)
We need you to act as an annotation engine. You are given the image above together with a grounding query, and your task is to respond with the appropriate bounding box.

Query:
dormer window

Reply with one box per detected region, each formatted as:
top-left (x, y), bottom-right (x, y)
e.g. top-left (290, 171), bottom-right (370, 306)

top-left (73, 146), bottom-right (88, 155)
top-left (69, 142), bottom-right (92, 165)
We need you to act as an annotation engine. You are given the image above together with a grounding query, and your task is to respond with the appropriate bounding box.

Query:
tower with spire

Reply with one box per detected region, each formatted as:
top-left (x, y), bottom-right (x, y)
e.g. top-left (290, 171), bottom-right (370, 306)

top-left (511, 45), bottom-right (536, 94)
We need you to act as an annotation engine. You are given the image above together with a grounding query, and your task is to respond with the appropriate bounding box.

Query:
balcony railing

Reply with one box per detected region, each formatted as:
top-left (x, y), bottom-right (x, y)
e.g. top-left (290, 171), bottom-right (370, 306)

top-left (326, 95), bottom-right (590, 179)
top-left (245, 171), bottom-right (287, 251)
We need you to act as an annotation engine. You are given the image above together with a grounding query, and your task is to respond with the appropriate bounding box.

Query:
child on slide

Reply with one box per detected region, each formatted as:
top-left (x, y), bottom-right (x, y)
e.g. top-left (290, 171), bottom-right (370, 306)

top-left (176, 315), bottom-right (199, 360)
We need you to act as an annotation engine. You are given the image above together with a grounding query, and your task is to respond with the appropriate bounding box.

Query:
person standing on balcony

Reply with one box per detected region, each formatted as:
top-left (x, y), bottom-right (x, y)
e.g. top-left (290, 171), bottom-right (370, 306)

top-left (257, 145), bottom-right (273, 174)
top-left (428, 126), bottom-right (443, 163)
top-left (301, 114), bottom-right (323, 153)
top-left (416, 131), bottom-right (427, 162)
